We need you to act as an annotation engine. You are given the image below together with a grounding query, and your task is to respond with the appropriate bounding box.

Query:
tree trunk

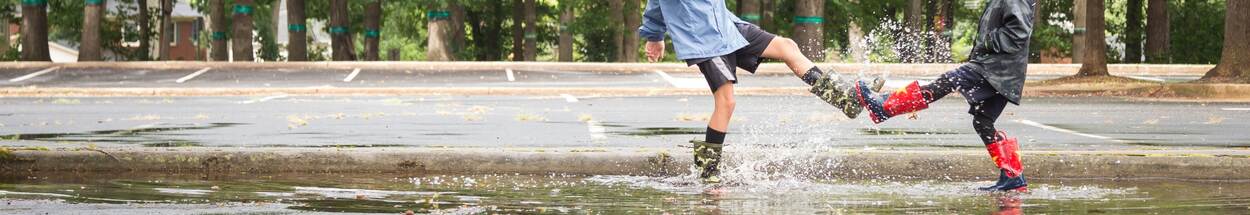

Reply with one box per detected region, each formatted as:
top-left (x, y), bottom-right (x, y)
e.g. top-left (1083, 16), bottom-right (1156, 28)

top-left (286, 0), bottom-right (307, 61)
top-left (1199, 0), bottom-right (1250, 82)
top-left (209, 0), bottom-right (228, 61)
top-left (470, 1), bottom-right (505, 61)
top-left (363, 0), bottom-right (381, 61)
top-left (427, 6), bottom-right (453, 61)
top-left (159, 0), bottom-right (173, 60)
top-left (1077, 0), bottom-right (1108, 77)
top-left (622, 0), bottom-right (640, 62)
top-left (740, 0), bottom-right (760, 24)
top-left (1072, 0), bottom-right (1085, 64)
top-left (512, 0), bottom-right (524, 61)
top-left (793, 0), bottom-right (824, 60)
top-left (450, 3), bottom-right (466, 53)
top-left (80, 0), bottom-right (106, 61)
top-left (19, 0), bottom-right (49, 61)
top-left (232, 0), bottom-right (256, 61)
top-left (523, 0), bottom-right (537, 61)
top-left (329, 0), bottom-right (353, 61)
top-left (558, 5), bottom-right (573, 62)
top-left (1, 17), bottom-right (9, 55)
top-left (905, 0), bottom-right (924, 31)
top-left (761, 0), bottom-right (773, 30)
top-left (138, 0), bottom-right (151, 60)
top-left (609, 0), bottom-right (624, 62)
top-left (1124, 0), bottom-right (1142, 63)
top-left (1145, 0), bottom-right (1169, 63)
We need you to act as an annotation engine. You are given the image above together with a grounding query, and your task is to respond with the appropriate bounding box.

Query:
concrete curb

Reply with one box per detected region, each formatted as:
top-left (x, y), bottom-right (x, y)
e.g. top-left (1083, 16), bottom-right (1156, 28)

top-left (5, 84), bottom-right (1250, 102)
top-left (0, 62), bottom-right (1214, 76)
top-left (4, 148), bottom-right (1249, 180)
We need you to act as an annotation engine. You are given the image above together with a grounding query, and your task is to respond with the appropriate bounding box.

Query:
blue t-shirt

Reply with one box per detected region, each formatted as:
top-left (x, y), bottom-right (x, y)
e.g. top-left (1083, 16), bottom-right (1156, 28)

top-left (637, 0), bottom-right (750, 60)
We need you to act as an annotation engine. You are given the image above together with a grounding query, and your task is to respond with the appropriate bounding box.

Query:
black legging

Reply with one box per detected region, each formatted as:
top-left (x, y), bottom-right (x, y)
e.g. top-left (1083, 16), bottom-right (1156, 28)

top-left (919, 72), bottom-right (1004, 145)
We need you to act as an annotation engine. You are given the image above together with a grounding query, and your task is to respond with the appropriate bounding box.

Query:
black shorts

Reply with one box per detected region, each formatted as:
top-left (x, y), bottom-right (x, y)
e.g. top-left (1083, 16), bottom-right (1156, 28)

top-left (685, 23), bottom-right (776, 93)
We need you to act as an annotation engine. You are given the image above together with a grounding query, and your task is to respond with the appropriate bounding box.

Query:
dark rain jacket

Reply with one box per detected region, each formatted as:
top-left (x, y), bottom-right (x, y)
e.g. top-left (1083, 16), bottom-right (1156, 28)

top-left (968, 0), bottom-right (1034, 104)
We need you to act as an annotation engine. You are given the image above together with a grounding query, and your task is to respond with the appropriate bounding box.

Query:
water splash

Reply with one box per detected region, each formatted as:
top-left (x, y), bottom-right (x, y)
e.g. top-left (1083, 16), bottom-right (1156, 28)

top-left (850, 19), bottom-right (955, 64)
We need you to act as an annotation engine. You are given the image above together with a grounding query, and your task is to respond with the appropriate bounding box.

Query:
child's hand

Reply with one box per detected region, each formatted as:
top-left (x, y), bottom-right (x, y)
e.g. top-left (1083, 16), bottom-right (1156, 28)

top-left (645, 41), bottom-right (665, 62)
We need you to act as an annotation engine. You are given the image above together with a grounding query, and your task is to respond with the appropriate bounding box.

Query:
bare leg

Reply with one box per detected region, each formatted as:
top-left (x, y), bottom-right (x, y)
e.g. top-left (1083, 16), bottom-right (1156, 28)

top-left (759, 37), bottom-right (815, 78)
top-left (708, 83), bottom-right (736, 133)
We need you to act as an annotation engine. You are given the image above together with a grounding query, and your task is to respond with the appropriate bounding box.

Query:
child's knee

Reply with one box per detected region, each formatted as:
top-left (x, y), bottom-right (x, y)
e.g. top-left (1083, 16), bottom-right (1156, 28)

top-left (715, 96), bottom-right (736, 110)
top-left (776, 37), bottom-right (799, 50)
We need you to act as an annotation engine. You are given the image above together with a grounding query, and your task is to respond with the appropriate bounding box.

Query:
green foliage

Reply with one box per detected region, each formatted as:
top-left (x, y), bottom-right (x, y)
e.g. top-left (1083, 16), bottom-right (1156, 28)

top-left (1168, 0), bottom-right (1225, 64)
top-left (1029, 0), bottom-right (1074, 62)
top-left (6, 0), bottom-right (1226, 63)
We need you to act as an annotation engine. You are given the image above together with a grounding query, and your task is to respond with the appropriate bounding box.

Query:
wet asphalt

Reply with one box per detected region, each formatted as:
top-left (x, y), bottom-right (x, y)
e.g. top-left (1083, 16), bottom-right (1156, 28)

top-left (0, 66), bottom-right (1243, 150)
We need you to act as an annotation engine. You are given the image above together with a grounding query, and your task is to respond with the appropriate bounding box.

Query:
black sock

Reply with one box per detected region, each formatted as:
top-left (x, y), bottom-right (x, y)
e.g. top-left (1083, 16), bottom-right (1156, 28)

top-left (801, 67), bottom-right (823, 86)
top-left (705, 127), bottom-right (726, 144)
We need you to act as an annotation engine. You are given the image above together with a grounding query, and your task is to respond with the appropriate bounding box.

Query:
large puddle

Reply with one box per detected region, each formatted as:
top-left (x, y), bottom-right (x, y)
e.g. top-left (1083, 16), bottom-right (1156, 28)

top-left (2, 172), bottom-right (1248, 214)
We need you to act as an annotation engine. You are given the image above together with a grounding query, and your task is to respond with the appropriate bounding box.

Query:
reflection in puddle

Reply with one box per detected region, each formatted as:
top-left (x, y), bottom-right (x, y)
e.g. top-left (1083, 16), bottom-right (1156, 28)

top-left (0, 123), bottom-right (245, 147)
top-left (859, 127), bottom-right (962, 135)
top-left (612, 127), bottom-right (705, 136)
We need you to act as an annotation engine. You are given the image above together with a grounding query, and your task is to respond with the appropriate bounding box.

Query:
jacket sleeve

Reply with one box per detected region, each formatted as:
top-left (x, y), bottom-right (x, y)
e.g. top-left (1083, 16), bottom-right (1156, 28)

top-left (980, 1), bottom-right (1033, 54)
top-left (638, 0), bottom-right (667, 42)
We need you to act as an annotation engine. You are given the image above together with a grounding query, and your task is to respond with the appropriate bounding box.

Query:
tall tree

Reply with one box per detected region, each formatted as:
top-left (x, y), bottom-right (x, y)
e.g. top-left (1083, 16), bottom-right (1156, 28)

top-left (287, 0), bottom-right (307, 61)
top-left (609, 0), bottom-right (623, 62)
top-left (622, 0), bottom-right (640, 62)
top-left (905, 0), bottom-right (924, 31)
top-left (210, 0), bottom-right (228, 61)
top-left (232, 0), bottom-right (256, 61)
top-left (450, 3), bottom-right (466, 53)
top-left (793, 0), bottom-right (824, 60)
top-left (558, 2), bottom-right (573, 62)
top-left (159, 0), bottom-right (173, 60)
top-left (1072, 0), bottom-right (1085, 64)
top-left (363, 0), bottom-right (381, 61)
top-left (329, 0), bottom-right (353, 61)
top-left (1199, 0), bottom-right (1250, 82)
top-left (468, 1), bottom-right (505, 61)
top-left (1076, 0), bottom-right (1107, 76)
top-left (20, 0), bottom-right (50, 61)
top-left (79, 0), bottom-right (106, 61)
top-left (1145, 0), bottom-right (1169, 63)
top-left (427, 5), bottom-right (453, 61)
top-left (523, 0), bottom-right (536, 61)
top-left (1, 12), bottom-right (9, 55)
top-left (1124, 0), bottom-right (1143, 63)
top-left (511, 0), bottom-right (523, 61)
top-left (760, 0), bottom-right (773, 30)
top-left (138, 0), bottom-right (151, 60)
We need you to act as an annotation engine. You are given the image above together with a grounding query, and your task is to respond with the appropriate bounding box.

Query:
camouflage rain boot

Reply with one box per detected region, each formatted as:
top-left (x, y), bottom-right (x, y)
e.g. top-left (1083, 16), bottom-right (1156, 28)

top-left (811, 71), bottom-right (885, 119)
top-left (691, 140), bottom-right (723, 184)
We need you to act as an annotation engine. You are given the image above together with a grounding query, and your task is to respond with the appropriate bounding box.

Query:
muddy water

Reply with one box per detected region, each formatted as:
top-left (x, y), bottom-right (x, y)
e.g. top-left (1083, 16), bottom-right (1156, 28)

top-left (1, 172), bottom-right (1248, 214)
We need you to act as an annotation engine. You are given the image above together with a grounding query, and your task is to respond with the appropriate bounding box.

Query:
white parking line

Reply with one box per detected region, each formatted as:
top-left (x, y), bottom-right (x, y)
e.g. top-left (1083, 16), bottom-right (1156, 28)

top-left (652, 70), bottom-right (707, 89)
top-left (560, 94), bottom-right (579, 103)
top-left (9, 67), bottom-right (60, 82)
top-left (176, 67), bottom-right (212, 83)
top-left (1016, 119), bottom-right (1123, 142)
top-left (1223, 108), bottom-right (1250, 111)
top-left (586, 120), bottom-right (607, 142)
top-left (239, 94), bottom-right (290, 104)
top-left (343, 68), bottom-right (361, 82)
top-left (505, 68), bottom-right (516, 82)
top-left (1125, 75), bottom-right (1166, 83)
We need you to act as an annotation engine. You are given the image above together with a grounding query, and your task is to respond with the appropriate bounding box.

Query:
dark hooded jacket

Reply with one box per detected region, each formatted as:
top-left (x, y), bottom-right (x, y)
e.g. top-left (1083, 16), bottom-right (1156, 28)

top-left (969, 0), bottom-right (1034, 105)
